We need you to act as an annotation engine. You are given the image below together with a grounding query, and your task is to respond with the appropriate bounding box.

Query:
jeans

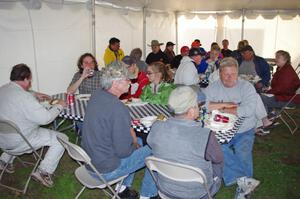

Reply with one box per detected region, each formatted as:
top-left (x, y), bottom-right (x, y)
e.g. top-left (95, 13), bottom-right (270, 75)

top-left (260, 94), bottom-right (294, 113)
top-left (221, 128), bottom-right (255, 186)
top-left (90, 139), bottom-right (157, 197)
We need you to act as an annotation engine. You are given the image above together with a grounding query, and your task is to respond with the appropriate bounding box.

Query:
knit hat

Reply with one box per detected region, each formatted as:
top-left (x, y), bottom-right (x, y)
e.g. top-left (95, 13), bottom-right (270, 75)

top-left (168, 86), bottom-right (198, 114)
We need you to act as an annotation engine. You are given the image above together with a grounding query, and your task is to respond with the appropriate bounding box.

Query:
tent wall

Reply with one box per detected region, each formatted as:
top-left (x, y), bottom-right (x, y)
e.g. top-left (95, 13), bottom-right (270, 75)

top-left (145, 11), bottom-right (176, 56)
top-left (95, 6), bottom-right (143, 66)
top-left (0, 2), bottom-right (91, 94)
top-left (0, 2), bottom-right (300, 95)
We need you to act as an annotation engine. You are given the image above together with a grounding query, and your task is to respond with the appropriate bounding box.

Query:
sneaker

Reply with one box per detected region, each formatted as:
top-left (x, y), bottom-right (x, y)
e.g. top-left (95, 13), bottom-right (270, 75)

top-left (0, 160), bottom-right (15, 174)
top-left (267, 111), bottom-right (279, 121)
top-left (118, 187), bottom-right (139, 199)
top-left (237, 177), bottom-right (260, 196)
top-left (234, 186), bottom-right (246, 199)
top-left (31, 169), bottom-right (54, 188)
top-left (255, 128), bottom-right (270, 136)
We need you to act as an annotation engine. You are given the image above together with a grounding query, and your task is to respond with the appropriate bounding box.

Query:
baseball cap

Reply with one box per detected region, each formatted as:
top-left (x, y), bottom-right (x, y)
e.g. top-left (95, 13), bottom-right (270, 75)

top-left (189, 48), bottom-right (206, 56)
top-left (166, 41), bottom-right (175, 46)
top-left (122, 56), bottom-right (136, 66)
top-left (180, 46), bottom-right (189, 54)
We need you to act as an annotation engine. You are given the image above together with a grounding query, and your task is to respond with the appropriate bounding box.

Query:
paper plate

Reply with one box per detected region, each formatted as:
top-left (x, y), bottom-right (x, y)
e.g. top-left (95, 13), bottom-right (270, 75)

top-left (126, 101), bottom-right (149, 106)
top-left (76, 94), bottom-right (91, 101)
top-left (140, 116), bottom-right (157, 127)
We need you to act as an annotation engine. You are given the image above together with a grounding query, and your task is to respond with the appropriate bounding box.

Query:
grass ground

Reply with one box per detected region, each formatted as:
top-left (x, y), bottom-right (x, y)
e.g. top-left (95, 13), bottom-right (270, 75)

top-left (1, 108), bottom-right (299, 199)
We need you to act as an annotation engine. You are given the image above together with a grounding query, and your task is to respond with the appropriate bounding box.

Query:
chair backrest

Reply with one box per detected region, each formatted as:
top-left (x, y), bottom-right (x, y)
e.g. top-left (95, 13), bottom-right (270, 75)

top-left (276, 86), bottom-right (300, 115)
top-left (57, 136), bottom-right (91, 164)
top-left (145, 156), bottom-right (207, 184)
top-left (0, 119), bottom-right (21, 135)
top-left (0, 119), bottom-right (40, 156)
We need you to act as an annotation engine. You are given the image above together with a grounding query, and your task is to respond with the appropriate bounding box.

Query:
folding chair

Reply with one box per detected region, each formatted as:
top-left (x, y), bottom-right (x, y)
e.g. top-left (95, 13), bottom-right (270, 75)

top-left (145, 156), bottom-right (212, 199)
top-left (275, 87), bottom-right (300, 135)
top-left (57, 136), bottom-right (127, 199)
top-left (295, 63), bottom-right (300, 77)
top-left (0, 119), bottom-right (44, 194)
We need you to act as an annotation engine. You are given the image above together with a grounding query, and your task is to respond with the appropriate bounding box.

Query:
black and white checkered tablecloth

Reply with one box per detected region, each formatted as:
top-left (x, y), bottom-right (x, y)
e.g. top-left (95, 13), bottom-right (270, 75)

top-left (132, 117), bottom-right (245, 144)
top-left (52, 93), bottom-right (172, 121)
top-left (199, 79), bottom-right (209, 88)
top-left (52, 93), bottom-right (87, 122)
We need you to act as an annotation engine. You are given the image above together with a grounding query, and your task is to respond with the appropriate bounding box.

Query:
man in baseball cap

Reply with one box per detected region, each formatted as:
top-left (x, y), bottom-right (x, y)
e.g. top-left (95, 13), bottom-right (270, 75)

top-left (170, 46), bottom-right (189, 69)
top-left (174, 47), bottom-right (205, 86)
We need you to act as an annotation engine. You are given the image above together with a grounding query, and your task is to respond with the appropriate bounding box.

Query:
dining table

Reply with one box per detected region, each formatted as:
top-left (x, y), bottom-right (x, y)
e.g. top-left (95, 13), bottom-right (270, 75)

top-left (50, 93), bottom-right (244, 145)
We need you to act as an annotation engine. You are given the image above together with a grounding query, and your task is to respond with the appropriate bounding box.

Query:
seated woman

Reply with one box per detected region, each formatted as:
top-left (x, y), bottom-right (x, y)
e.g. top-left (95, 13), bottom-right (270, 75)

top-left (67, 53), bottom-right (100, 94)
top-left (261, 50), bottom-right (300, 113)
top-left (120, 56), bottom-right (149, 100)
top-left (147, 86), bottom-right (223, 199)
top-left (197, 47), bottom-right (222, 80)
top-left (140, 62), bottom-right (175, 105)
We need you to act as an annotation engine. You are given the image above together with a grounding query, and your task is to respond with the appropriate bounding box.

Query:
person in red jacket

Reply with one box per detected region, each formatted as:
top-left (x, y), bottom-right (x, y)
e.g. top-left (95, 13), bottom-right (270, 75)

top-left (120, 56), bottom-right (149, 100)
top-left (261, 50), bottom-right (300, 113)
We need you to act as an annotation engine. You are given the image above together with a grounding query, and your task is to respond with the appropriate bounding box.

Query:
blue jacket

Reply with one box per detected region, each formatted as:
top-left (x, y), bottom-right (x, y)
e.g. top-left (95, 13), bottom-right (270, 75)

top-left (238, 55), bottom-right (270, 86)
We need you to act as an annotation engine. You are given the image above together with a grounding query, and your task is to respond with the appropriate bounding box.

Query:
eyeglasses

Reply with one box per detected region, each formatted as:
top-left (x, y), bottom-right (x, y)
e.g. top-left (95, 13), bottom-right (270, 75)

top-left (146, 71), bottom-right (157, 75)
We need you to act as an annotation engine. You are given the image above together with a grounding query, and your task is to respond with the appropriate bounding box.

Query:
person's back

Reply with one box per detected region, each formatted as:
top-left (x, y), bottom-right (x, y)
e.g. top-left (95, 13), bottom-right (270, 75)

top-left (147, 86), bottom-right (221, 199)
top-left (0, 82), bottom-right (59, 138)
top-left (0, 82), bottom-right (37, 140)
top-left (81, 89), bottom-right (133, 173)
top-left (148, 118), bottom-right (213, 199)
top-left (174, 56), bottom-right (199, 85)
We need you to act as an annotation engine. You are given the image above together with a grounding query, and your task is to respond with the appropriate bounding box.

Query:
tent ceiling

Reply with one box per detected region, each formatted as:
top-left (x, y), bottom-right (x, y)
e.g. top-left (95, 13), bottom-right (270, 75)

top-left (102, 0), bottom-right (300, 11)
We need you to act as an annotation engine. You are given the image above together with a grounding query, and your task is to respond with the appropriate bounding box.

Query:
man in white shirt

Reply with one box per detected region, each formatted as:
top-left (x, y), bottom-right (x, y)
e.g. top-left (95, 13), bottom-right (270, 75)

top-left (174, 48), bottom-right (205, 86)
top-left (0, 63), bottom-right (67, 188)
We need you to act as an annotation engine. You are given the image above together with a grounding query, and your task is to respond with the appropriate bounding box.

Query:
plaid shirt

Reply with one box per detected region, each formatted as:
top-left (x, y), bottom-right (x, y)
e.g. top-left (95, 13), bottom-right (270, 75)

top-left (69, 71), bottom-right (102, 94)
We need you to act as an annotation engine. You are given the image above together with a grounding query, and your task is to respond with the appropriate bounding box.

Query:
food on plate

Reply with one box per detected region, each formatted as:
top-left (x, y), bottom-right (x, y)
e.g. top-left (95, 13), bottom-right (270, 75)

top-left (156, 114), bottom-right (166, 121)
top-left (50, 99), bottom-right (59, 105)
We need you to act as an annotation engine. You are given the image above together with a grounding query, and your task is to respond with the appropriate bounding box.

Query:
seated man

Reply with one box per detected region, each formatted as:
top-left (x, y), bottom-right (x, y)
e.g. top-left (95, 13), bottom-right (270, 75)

top-left (81, 62), bottom-right (157, 199)
top-left (204, 57), bottom-right (260, 198)
top-left (0, 64), bottom-right (67, 187)
top-left (174, 48), bottom-right (207, 102)
top-left (238, 45), bottom-right (270, 91)
top-left (147, 86), bottom-right (224, 199)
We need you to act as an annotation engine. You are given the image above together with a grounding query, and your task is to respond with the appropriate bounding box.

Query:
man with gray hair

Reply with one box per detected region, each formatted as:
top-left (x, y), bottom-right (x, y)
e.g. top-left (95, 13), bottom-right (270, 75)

top-left (147, 86), bottom-right (223, 199)
top-left (204, 57), bottom-right (259, 199)
top-left (81, 62), bottom-right (157, 199)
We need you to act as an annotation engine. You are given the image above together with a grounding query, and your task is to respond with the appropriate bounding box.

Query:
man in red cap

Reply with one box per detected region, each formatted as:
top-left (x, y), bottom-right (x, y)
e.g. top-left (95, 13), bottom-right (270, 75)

top-left (170, 46), bottom-right (189, 69)
top-left (191, 39), bottom-right (206, 55)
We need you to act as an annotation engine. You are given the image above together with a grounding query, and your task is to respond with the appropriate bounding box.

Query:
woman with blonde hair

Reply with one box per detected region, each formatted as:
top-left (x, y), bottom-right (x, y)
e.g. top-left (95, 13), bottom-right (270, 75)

top-left (141, 62), bottom-right (175, 105)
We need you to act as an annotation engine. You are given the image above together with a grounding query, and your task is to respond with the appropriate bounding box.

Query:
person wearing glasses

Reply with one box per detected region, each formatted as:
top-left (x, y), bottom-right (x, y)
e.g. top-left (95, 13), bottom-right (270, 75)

top-left (119, 56), bottom-right (149, 100)
top-left (81, 62), bottom-right (158, 199)
top-left (140, 62), bottom-right (175, 105)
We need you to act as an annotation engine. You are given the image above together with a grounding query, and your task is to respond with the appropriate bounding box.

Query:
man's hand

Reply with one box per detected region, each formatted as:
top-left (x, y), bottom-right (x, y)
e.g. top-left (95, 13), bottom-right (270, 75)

top-left (223, 107), bottom-right (237, 116)
top-left (35, 92), bottom-right (51, 101)
top-left (81, 68), bottom-right (92, 80)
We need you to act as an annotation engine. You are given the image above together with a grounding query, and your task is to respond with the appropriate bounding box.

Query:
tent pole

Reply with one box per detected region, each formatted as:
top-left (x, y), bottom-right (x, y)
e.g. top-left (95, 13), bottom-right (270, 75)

top-left (175, 11), bottom-right (178, 54)
top-left (91, 0), bottom-right (96, 56)
top-left (143, 7), bottom-right (147, 60)
top-left (241, 8), bottom-right (245, 40)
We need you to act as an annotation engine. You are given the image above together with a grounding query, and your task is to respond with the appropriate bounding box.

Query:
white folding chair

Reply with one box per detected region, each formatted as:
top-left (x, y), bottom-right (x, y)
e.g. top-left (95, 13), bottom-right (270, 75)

top-left (275, 87), bottom-right (300, 134)
top-left (57, 137), bottom-right (127, 199)
top-left (145, 156), bottom-right (213, 199)
top-left (0, 119), bottom-right (44, 194)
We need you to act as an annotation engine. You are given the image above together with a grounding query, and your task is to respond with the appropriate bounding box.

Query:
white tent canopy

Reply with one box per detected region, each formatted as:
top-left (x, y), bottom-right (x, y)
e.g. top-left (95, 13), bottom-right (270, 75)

top-left (0, 0), bottom-right (300, 94)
